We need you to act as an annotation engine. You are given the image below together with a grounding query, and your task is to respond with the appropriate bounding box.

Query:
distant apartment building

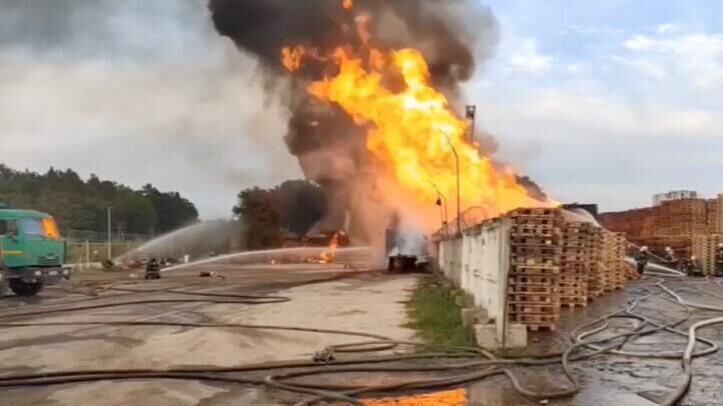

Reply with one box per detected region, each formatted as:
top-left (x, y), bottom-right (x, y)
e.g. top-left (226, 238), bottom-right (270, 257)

top-left (652, 190), bottom-right (699, 206)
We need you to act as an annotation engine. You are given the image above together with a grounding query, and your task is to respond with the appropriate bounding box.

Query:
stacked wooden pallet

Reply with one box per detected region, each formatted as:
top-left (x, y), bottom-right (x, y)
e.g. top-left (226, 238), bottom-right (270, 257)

top-left (560, 222), bottom-right (595, 308)
top-left (624, 261), bottom-right (639, 281)
top-left (586, 227), bottom-right (605, 298)
top-left (602, 231), bottom-right (627, 289)
top-left (691, 234), bottom-right (723, 275)
top-left (507, 208), bottom-right (562, 331)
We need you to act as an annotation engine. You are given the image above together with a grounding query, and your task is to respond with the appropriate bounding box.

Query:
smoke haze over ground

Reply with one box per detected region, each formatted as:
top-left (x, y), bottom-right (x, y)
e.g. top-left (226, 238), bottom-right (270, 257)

top-left (0, 0), bottom-right (301, 218)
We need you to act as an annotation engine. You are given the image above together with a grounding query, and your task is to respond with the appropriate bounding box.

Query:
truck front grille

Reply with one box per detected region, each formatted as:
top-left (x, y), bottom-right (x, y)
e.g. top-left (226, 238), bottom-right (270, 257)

top-left (37, 257), bottom-right (61, 266)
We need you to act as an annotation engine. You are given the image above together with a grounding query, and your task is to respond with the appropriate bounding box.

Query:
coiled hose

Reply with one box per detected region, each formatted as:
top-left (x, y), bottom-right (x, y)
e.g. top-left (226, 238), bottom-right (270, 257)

top-left (1, 276), bottom-right (722, 405)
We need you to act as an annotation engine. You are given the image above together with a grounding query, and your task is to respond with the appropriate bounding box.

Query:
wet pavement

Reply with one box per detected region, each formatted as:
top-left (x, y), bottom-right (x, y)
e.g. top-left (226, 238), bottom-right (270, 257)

top-left (334, 277), bottom-right (723, 406)
top-left (0, 270), bottom-right (721, 405)
top-left (462, 277), bottom-right (723, 406)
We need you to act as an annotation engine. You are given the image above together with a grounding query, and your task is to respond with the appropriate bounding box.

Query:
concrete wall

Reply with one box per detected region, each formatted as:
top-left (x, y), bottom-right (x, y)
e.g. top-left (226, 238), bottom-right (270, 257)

top-left (437, 218), bottom-right (511, 343)
top-left (438, 238), bottom-right (462, 284)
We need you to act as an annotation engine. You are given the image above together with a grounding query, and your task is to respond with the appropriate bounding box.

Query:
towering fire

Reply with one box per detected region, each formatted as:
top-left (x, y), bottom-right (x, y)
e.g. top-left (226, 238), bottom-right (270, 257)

top-left (280, 4), bottom-right (548, 229)
top-left (209, 0), bottom-right (551, 243)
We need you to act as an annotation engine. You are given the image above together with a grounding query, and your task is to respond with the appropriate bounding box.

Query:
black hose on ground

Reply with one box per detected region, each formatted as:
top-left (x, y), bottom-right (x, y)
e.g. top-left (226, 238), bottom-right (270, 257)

top-left (1, 277), bottom-right (723, 405)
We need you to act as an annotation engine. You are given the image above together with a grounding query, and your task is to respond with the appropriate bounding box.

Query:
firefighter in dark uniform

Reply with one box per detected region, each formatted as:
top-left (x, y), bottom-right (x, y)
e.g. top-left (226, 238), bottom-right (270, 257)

top-left (663, 247), bottom-right (678, 269)
top-left (635, 246), bottom-right (650, 276)
top-left (715, 243), bottom-right (723, 277)
top-left (145, 257), bottom-right (161, 280)
top-left (683, 256), bottom-right (701, 277)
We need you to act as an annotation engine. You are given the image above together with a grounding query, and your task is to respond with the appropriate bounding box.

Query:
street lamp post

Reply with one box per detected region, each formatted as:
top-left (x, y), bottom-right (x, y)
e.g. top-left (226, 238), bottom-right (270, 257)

top-left (465, 105), bottom-right (477, 143)
top-left (441, 132), bottom-right (462, 236)
top-left (427, 180), bottom-right (449, 235)
top-left (107, 206), bottom-right (113, 260)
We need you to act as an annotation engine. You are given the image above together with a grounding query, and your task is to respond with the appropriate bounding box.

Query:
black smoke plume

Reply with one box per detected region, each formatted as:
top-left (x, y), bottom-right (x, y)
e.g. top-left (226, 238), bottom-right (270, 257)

top-left (208, 0), bottom-right (499, 243)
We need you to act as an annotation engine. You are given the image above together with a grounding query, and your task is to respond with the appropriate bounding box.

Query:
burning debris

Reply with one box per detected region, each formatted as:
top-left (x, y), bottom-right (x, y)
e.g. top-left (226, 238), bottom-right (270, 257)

top-left (319, 231), bottom-right (340, 263)
top-left (209, 0), bottom-right (552, 246)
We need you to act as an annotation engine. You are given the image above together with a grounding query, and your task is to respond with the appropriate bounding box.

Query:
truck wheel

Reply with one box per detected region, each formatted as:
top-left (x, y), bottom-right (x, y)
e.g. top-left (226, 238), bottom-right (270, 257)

top-left (9, 279), bottom-right (44, 297)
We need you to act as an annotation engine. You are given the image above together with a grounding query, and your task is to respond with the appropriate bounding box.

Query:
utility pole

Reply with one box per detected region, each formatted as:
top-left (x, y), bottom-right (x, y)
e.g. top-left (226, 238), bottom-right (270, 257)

top-left (465, 105), bottom-right (477, 143)
top-left (427, 180), bottom-right (449, 236)
top-left (107, 206), bottom-right (113, 260)
top-left (442, 132), bottom-right (462, 236)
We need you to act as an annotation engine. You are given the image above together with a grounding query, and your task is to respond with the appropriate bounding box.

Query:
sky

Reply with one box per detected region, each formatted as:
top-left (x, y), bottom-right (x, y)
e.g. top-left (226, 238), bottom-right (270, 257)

top-left (471, 0), bottom-right (723, 210)
top-left (1, 1), bottom-right (722, 218)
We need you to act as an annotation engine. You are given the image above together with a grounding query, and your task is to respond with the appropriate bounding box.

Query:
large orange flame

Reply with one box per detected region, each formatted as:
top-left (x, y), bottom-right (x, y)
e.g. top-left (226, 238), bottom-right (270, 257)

top-left (281, 9), bottom-right (552, 229)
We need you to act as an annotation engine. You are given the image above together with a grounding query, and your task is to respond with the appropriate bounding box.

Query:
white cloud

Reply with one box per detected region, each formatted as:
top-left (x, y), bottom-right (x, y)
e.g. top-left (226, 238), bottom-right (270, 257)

top-left (610, 56), bottom-right (666, 80)
top-left (566, 64), bottom-right (584, 74)
top-left (657, 23), bottom-right (680, 34)
top-left (622, 32), bottom-right (723, 90)
top-left (503, 38), bottom-right (553, 74)
top-left (0, 50), bottom-right (301, 219)
top-left (474, 86), bottom-right (723, 210)
top-left (623, 34), bottom-right (658, 50)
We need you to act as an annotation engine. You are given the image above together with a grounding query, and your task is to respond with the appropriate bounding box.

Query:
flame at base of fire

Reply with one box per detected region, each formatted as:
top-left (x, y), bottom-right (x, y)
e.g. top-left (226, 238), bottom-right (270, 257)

top-left (318, 231), bottom-right (340, 263)
top-left (356, 389), bottom-right (467, 406)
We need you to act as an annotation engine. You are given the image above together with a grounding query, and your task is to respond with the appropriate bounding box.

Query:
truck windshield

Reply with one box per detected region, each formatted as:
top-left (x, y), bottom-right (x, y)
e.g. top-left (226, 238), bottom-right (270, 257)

top-left (19, 217), bottom-right (60, 239)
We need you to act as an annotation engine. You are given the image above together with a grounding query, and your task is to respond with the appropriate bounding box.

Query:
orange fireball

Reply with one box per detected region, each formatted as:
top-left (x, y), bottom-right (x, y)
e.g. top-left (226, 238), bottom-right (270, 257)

top-left (281, 7), bottom-right (552, 229)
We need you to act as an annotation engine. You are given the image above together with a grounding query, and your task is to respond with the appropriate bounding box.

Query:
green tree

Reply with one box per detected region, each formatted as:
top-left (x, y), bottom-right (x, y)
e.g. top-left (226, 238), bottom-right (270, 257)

top-left (232, 180), bottom-right (327, 248)
top-left (233, 187), bottom-right (281, 249)
top-left (142, 184), bottom-right (198, 234)
top-left (0, 164), bottom-right (198, 236)
top-left (273, 180), bottom-right (327, 235)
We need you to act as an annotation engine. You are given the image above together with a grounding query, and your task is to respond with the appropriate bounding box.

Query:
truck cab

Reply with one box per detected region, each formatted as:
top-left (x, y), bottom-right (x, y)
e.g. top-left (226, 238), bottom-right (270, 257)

top-left (0, 207), bottom-right (70, 296)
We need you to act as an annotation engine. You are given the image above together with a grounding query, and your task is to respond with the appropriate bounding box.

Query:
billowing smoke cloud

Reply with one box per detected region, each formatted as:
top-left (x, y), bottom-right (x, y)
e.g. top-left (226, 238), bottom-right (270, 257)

top-left (0, 0), bottom-right (303, 218)
top-left (208, 0), bottom-right (492, 88)
top-left (208, 0), bottom-right (500, 243)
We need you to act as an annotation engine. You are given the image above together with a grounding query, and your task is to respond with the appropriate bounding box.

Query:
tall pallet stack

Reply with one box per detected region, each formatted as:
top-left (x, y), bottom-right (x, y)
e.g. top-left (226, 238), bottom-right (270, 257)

top-left (586, 227), bottom-right (605, 298)
top-left (691, 234), bottom-right (723, 275)
top-left (624, 261), bottom-right (639, 281)
top-left (602, 231), bottom-right (627, 289)
top-left (507, 208), bottom-right (562, 331)
top-left (560, 222), bottom-right (594, 307)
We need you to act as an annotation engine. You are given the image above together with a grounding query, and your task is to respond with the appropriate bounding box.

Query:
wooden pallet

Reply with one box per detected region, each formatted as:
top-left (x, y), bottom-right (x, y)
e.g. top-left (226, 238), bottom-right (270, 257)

top-left (507, 207), bottom-right (564, 331)
top-left (510, 264), bottom-right (560, 274)
top-left (509, 208), bottom-right (560, 216)
top-left (508, 285), bottom-right (557, 294)
top-left (509, 225), bottom-right (558, 237)
top-left (510, 257), bottom-right (558, 266)
top-left (508, 275), bottom-right (557, 285)
top-left (508, 304), bottom-right (560, 314)
top-left (510, 236), bottom-right (555, 246)
top-left (560, 300), bottom-right (588, 308)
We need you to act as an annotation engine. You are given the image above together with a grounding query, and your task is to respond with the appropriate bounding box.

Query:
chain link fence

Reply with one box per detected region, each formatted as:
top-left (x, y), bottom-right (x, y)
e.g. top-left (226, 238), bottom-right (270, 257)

top-left (65, 229), bottom-right (150, 243)
top-left (65, 229), bottom-right (149, 269)
top-left (66, 241), bottom-right (145, 266)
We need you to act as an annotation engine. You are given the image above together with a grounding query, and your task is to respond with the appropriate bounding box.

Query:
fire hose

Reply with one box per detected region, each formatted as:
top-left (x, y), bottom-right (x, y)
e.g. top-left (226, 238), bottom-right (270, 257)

top-left (0, 277), bottom-right (722, 405)
top-left (3, 270), bottom-right (372, 320)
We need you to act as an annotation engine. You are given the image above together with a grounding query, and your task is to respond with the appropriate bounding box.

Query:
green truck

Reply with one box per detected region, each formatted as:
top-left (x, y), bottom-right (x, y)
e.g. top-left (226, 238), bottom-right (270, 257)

top-left (0, 205), bottom-right (70, 296)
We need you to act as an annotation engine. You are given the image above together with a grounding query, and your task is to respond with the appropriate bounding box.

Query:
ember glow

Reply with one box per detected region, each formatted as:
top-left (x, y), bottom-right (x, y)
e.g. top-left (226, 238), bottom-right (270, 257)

top-left (280, 3), bottom-right (552, 228)
top-left (319, 232), bottom-right (340, 263)
top-left (281, 46), bottom-right (305, 72)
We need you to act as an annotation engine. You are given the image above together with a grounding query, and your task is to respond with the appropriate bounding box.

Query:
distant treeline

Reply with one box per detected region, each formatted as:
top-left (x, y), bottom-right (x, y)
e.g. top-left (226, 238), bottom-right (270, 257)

top-left (234, 180), bottom-right (327, 249)
top-left (0, 164), bottom-right (198, 235)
